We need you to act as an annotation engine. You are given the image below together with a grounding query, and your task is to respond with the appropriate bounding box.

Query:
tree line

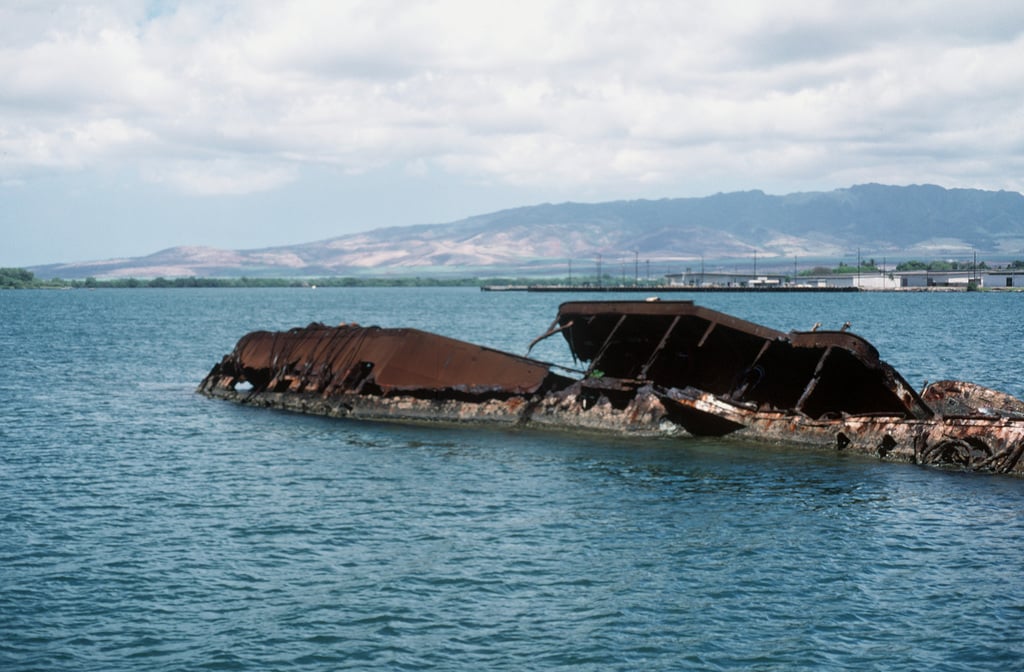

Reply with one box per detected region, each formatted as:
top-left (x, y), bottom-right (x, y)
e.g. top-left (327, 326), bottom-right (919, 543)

top-left (800, 259), bottom-right (1024, 276)
top-left (1, 268), bottom-right (557, 289)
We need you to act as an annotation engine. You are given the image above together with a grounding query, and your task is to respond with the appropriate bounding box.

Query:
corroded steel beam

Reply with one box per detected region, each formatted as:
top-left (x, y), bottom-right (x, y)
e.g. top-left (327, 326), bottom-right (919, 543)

top-left (554, 300), bottom-right (933, 420)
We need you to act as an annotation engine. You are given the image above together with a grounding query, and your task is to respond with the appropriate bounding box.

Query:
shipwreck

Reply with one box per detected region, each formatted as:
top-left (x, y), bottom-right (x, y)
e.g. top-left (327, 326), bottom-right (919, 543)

top-left (198, 300), bottom-right (1024, 476)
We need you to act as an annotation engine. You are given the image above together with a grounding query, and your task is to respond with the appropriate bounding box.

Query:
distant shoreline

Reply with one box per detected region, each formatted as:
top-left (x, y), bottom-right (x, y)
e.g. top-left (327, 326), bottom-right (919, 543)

top-left (6, 282), bottom-right (1023, 293)
top-left (4, 267), bottom-right (1023, 291)
top-left (483, 284), bottom-right (860, 293)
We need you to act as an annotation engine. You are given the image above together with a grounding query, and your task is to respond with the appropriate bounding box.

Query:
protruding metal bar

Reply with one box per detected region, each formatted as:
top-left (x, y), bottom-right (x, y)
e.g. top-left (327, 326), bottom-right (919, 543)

top-left (639, 315), bottom-right (681, 380)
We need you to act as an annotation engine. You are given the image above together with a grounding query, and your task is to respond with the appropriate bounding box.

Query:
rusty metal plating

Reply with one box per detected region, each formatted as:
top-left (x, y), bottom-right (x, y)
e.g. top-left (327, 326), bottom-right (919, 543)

top-left (198, 302), bottom-right (1024, 476)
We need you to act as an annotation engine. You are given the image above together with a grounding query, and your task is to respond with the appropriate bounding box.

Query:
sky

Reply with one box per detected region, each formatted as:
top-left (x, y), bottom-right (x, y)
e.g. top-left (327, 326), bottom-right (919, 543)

top-left (2, 1), bottom-right (1024, 267)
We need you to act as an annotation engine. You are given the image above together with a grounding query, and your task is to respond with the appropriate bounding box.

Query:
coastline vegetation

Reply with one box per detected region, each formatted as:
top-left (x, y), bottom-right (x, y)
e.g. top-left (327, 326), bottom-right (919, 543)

top-left (4, 260), bottom-right (1024, 290)
top-left (799, 259), bottom-right (1022, 276)
top-left (1, 268), bottom-right (564, 290)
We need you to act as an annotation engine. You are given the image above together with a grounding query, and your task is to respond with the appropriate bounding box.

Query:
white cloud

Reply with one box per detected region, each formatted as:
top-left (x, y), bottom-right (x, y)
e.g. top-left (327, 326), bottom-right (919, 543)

top-left (143, 157), bottom-right (299, 195)
top-left (3, 0), bottom-right (1024, 198)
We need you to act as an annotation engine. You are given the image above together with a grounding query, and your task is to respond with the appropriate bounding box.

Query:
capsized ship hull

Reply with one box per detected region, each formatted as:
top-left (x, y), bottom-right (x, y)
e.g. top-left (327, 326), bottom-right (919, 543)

top-left (197, 301), bottom-right (1024, 476)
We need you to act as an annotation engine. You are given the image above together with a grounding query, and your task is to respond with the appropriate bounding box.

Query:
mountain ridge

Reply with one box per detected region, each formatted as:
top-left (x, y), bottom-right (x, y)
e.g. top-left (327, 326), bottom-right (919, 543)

top-left (29, 184), bottom-right (1024, 279)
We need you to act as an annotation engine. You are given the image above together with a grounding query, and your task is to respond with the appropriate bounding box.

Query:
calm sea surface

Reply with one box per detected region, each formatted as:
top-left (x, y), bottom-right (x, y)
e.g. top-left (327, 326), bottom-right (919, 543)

top-left (2, 287), bottom-right (1024, 671)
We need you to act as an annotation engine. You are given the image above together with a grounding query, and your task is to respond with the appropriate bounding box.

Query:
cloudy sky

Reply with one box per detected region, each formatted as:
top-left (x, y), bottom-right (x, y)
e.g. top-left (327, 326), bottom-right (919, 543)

top-left (2, 1), bottom-right (1023, 266)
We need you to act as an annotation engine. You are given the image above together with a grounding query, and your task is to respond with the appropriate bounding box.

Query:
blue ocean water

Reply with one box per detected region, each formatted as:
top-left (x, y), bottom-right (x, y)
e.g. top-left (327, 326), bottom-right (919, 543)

top-left (2, 287), bottom-right (1024, 671)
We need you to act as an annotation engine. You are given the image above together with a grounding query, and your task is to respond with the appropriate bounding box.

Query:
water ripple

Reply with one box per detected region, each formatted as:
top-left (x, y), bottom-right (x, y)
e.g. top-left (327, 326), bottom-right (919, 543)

top-left (3, 289), bottom-right (1024, 670)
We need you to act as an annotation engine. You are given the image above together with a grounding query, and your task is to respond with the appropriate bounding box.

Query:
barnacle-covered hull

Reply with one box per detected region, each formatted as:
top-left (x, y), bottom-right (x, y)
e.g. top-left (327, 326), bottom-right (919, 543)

top-left (198, 302), bottom-right (1024, 476)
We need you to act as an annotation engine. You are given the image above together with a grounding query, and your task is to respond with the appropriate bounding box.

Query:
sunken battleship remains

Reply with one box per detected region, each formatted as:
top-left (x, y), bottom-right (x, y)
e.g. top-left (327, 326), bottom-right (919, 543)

top-left (198, 300), bottom-right (1024, 476)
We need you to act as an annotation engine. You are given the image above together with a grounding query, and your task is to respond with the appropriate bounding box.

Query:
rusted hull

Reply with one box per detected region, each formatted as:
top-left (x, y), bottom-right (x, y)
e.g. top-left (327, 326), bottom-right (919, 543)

top-left (199, 323), bottom-right (561, 397)
top-left (197, 302), bottom-right (1024, 477)
top-left (198, 380), bottom-right (677, 437)
top-left (658, 386), bottom-right (1024, 474)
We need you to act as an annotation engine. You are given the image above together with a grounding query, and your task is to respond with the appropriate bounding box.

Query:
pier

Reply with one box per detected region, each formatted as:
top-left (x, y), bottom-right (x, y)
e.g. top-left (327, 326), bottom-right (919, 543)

top-left (481, 284), bottom-right (860, 293)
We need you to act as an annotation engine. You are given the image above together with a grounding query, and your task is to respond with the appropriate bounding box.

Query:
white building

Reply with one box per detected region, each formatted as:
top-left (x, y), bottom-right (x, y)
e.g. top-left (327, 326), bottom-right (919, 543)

top-left (664, 268), bottom-right (1023, 290)
top-left (665, 271), bottom-right (789, 287)
top-left (797, 273), bottom-right (898, 290)
top-left (975, 270), bottom-right (1024, 289)
top-left (895, 270), bottom-right (980, 288)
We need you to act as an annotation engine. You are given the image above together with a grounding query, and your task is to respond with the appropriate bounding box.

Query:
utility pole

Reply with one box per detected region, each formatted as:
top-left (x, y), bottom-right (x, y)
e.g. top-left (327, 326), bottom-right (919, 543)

top-left (634, 250), bottom-right (639, 286)
top-left (596, 254), bottom-right (602, 288)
